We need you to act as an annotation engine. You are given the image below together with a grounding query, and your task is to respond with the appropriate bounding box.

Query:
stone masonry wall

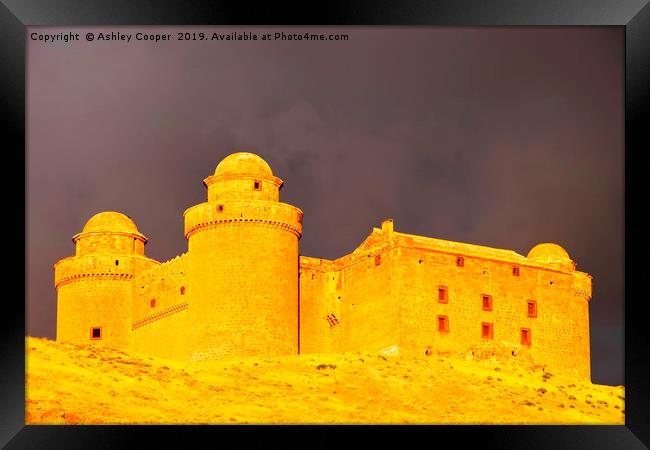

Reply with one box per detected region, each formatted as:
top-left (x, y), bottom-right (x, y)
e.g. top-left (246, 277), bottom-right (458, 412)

top-left (129, 254), bottom-right (190, 359)
top-left (298, 230), bottom-right (591, 379)
top-left (394, 245), bottom-right (591, 378)
top-left (298, 256), bottom-right (336, 354)
top-left (299, 244), bottom-right (400, 356)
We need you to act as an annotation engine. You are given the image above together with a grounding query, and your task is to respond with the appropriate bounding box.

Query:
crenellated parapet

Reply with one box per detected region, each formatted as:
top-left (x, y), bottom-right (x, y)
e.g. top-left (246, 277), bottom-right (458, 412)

top-left (299, 256), bottom-right (337, 273)
top-left (134, 253), bottom-right (187, 287)
top-left (184, 200), bottom-right (303, 240)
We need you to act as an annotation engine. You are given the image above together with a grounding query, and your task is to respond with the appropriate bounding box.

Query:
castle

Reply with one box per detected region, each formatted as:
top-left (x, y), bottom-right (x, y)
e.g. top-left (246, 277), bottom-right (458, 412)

top-left (54, 152), bottom-right (593, 378)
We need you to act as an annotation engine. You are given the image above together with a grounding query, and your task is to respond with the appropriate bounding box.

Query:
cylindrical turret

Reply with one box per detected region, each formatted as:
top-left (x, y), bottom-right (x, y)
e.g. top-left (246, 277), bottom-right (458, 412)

top-left (527, 242), bottom-right (592, 379)
top-left (183, 152), bottom-right (303, 360)
top-left (54, 212), bottom-right (158, 348)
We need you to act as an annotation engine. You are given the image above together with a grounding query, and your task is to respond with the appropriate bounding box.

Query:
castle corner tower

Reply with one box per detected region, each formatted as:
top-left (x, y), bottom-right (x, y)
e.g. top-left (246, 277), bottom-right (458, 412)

top-left (54, 212), bottom-right (159, 348)
top-left (183, 152), bottom-right (303, 360)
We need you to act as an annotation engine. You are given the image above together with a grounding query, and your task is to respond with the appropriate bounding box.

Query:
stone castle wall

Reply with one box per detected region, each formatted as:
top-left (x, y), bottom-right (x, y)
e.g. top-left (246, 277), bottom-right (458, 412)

top-left (129, 254), bottom-right (190, 359)
top-left (393, 245), bottom-right (591, 378)
top-left (299, 225), bottom-right (592, 378)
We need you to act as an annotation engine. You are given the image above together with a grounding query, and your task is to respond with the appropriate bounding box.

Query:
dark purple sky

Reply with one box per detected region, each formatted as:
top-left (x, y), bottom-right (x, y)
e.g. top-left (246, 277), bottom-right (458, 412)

top-left (27, 26), bottom-right (623, 386)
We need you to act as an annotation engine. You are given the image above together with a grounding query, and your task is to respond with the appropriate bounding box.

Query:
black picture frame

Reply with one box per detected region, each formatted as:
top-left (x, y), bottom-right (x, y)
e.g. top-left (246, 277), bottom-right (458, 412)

top-left (2, 1), bottom-right (648, 448)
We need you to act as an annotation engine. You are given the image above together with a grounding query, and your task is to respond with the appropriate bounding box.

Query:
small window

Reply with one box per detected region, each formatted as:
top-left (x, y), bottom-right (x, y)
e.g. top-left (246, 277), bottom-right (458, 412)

top-left (482, 295), bottom-right (493, 311)
top-left (438, 286), bottom-right (448, 303)
top-left (90, 327), bottom-right (102, 340)
top-left (456, 256), bottom-right (464, 267)
top-left (527, 300), bottom-right (537, 318)
top-left (180, 286), bottom-right (186, 295)
top-left (512, 266), bottom-right (520, 276)
top-left (150, 299), bottom-right (156, 308)
top-left (375, 255), bottom-right (382, 266)
top-left (253, 180), bottom-right (261, 190)
top-left (115, 260), bottom-right (119, 266)
top-left (521, 328), bottom-right (532, 346)
top-left (217, 204), bottom-right (224, 212)
top-left (481, 322), bottom-right (493, 340)
top-left (437, 315), bottom-right (449, 333)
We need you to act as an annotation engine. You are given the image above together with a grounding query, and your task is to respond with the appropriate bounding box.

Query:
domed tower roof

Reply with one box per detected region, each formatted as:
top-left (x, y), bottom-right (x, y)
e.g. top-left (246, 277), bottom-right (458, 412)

top-left (82, 211), bottom-right (140, 234)
top-left (202, 152), bottom-right (283, 202)
top-left (527, 243), bottom-right (575, 270)
top-left (73, 211), bottom-right (148, 255)
top-left (214, 152), bottom-right (273, 177)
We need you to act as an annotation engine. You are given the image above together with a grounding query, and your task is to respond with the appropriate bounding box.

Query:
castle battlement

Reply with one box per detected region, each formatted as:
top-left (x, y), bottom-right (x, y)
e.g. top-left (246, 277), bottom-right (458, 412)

top-left (54, 152), bottom-right (594, 379)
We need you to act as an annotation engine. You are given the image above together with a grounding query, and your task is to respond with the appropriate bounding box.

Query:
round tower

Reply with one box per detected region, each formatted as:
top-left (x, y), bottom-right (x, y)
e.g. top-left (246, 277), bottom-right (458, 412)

top-left (183, 152), bottom-right (303, 360)
top-left (527, 242), bottom-right (592, 379)
top-left (54, 212), bottom-right (158, 348)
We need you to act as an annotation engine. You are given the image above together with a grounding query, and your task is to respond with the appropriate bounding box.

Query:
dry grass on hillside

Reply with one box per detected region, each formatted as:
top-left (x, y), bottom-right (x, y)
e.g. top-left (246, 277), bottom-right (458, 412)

top-left (25, 337), bottom-right (624, 424)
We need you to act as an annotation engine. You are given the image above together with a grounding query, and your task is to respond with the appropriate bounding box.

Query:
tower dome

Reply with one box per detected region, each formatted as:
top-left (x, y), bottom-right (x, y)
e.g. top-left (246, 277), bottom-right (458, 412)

top-left (73, 211), bottom-right (147, 256)
top-left (82, 211), bottom-right (140, 234)
top-left (203, 152), bottom-right (283, 202)
top-left (214, 152), bottom-right (273, 177)
top-left (527, 243), bottom-right (575, 271)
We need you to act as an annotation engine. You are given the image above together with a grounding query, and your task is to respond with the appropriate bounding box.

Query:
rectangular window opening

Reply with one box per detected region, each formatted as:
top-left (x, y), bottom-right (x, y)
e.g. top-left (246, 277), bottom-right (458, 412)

top-left (438, 286), bottom-right (448, 303)
top-left (512, 266), bottom-right (520, 276)
top-left (180, 286), bottom-right (186, 295)
top-left (521, 328), bottom-right (532, 346)
top-left (456, 256), bottom-right (464, 267)
top-left (375, 254), bottom-right (382, 266)
top-left (253, 180), bottom-right (261, 190)
top-left (482, 295), bottom-right (493, 311)
top-left (437, 315), bottom-right (449, 333)
top-left (150, 299), bottom-right (156, 308)
top-left (217, 204), bottom-right (224, 212)
top-left (481, 322), bottom-right (494, 340)
top-left (527, 300), bottom-right (537, 318)
top-left (115, 260), bottom-right (119, 266)
top-left (90, 327), bottom-right (102, 340)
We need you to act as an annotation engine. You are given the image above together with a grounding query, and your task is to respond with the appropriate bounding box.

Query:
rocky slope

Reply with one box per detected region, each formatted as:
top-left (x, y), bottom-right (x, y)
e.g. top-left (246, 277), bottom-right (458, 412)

top-left (25, 337), bottom-right (624, 424)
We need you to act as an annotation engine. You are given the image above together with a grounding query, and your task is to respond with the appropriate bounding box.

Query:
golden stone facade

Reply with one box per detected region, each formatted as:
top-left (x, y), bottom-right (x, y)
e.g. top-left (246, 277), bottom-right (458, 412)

top-left (54, 152), bottom-right (593, 379)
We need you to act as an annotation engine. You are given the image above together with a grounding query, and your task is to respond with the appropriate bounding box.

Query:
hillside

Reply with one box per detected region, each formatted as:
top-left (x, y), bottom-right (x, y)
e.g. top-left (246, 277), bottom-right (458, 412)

top-left (25, 337), bottom-right (624, 424)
